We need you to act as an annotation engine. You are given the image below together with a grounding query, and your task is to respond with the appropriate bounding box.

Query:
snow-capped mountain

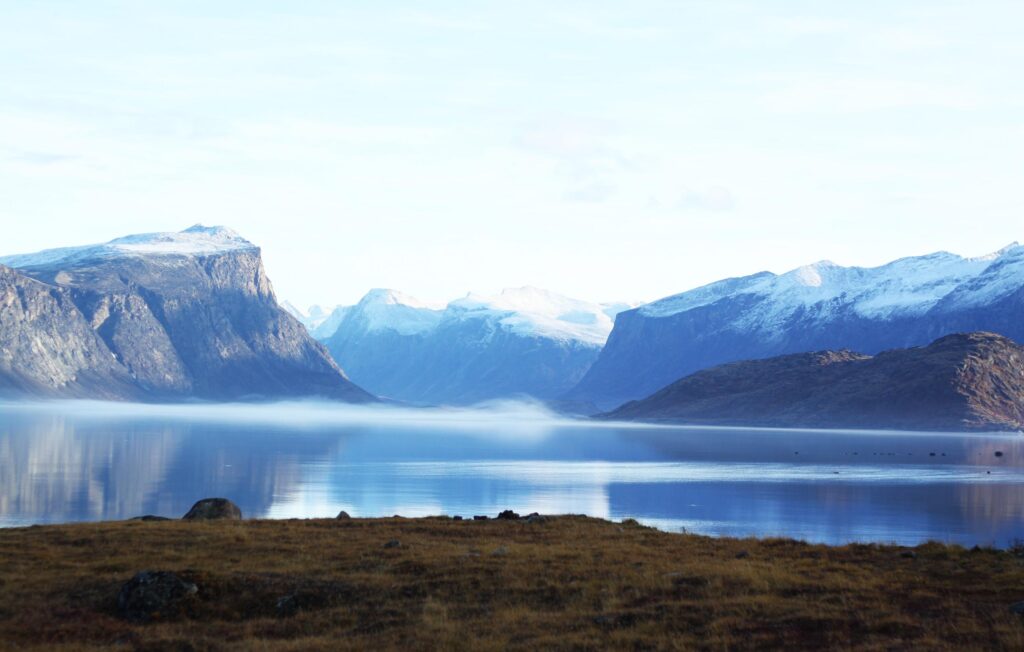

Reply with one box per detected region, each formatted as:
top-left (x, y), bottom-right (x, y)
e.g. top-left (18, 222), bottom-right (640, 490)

top-left (568, 243), bottom-right (1024, 410)
top-left (325, 286), bottom-right (626, 405)
top-left (282, 302), bottom-right (353, 339)
top-left (0, 224), bottom-right (257, 269)
top-left (0, 225), bottom-right (372, 402)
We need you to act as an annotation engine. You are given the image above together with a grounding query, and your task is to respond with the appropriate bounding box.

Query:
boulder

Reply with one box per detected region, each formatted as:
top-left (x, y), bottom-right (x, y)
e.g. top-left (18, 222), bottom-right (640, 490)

top-left (182, 498), bottom-right (242, 521)
top-left (336, 510), bottom-right (351, 520)
top-left (496, 510), bottom-right (520, 520)
top-left (117, 571), bottom-right (198, 623)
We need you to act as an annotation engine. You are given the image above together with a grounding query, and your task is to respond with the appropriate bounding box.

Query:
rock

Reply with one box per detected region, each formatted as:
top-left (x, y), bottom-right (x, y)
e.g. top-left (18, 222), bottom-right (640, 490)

top-left (473, 515), bottom-right (489, 521)
top-left (496, 510), bottom-right (520, 520)
top-left (1011, 601), bottom-right (1024, 615)
top-left (621, 518), bottom-right (641, 527)
top-left (117, 571), bottom-right (198, 623)
top-left (900, 550), bottom-right (918, 559)
top-left (182, 498), bottom-right (242, 521)
top-left (995, 451), bottom-right (1005, 457)
top-left (383, 539), bottom-right (401, 549)
top-left (130, 515), bottom-right (171, 521)
top-left (0, 227), bottom-right (373, 403)
top-left (525, 513), bottom-right (547, 524)
top-left (335, 510), bottom-right (351, 519)
top-left (735, 550), bottom-right (750, 559)
top-left (453, 515), bottom-right (463, 521)
top-left (491, 546), bottom-right (509, 556)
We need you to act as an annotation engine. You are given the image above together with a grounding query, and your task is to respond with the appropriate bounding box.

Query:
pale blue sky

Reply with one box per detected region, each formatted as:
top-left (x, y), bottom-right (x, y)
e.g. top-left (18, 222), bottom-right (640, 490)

top-left (2, 1), bottom-right (1022, 307)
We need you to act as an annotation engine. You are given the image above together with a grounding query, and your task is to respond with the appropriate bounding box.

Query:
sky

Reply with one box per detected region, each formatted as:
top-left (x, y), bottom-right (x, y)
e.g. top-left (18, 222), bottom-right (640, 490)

top-left (2, 1), bottom-right (1022, 309)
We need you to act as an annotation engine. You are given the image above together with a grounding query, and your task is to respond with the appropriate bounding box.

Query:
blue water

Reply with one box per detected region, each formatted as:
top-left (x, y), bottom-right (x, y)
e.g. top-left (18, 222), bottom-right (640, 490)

top-left (2, 400), bottom-right (1023, 547)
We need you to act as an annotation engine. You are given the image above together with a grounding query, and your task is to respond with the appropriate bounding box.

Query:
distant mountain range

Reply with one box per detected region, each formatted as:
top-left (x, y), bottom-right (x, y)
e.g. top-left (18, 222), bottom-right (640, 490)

top-left (604, 332), bottom-right (1024, 432)
top-left (0, 226), bottom-right (372, 402)
top-left (569, 243), bottom-right (1024, 410)
top-left (4, 225), bottom-right (1024, 431)
top-left (320, 287), bottom-right (632, 405)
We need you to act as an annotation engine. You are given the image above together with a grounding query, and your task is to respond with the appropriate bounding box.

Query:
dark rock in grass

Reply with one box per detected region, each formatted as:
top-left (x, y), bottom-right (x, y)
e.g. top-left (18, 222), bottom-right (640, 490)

top-left (900, 550), bottom-right (918, 559)
top-left (496, 510), bottom-right (520, 520)
top-left (117, 571), bottom-right (198, 623)
top-left (1011, 601), bottom-right (1024, 615)
top-left (473, 515), bottom-right (489, 521)
top-left (491, 546), bottom-right (509, 556)
top-left (453, 515), bottom-right (463, 521)
top-left (525, 513), bottom-right (547, 524)
top-left (182, 498), bottom-right (242, 521)
top-left (336, 510), bottom-right (351, 519)
top-left (995, 451), bottom-right (1004, 457)
top-left (383, 539), bottom-right (401, 549)
top-left (130, 515), bottom-right (171, 522)
top-left (735, 550), bottom-right (750, 559)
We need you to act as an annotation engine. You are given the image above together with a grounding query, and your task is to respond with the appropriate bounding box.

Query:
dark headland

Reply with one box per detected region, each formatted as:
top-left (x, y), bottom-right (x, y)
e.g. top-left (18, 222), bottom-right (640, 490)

top-left (3, 505), bottom-right (1024, 650)
top-left (604, 332), bottom-right (1024, 432)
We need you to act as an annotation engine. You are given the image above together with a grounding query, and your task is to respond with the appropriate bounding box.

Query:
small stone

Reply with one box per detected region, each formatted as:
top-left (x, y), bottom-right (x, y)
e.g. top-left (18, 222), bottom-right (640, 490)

top-left (336, 510), bottom-right (351, 519)
top-left (995, 451), bottom-right (1005, 458)
top-left (900, 550), bottom-right (917, 559)
top-left (496, 510), bottom-right (520, 520)
top-left (383, 539), bottom-right (401, 549)
top-left (182, 498), bottom-right (242, 521)
top-left (117, 571), bottom-right (198, 623)
top-left (276, 594), bottom-right (299, 617)
top-left (491, 546), bottom-right (509, 556)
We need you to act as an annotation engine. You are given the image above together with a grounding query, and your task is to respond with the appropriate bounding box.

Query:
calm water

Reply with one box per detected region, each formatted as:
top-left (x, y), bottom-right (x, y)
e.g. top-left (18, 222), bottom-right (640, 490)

top-left (2, 400), bottom-right (1024, 547)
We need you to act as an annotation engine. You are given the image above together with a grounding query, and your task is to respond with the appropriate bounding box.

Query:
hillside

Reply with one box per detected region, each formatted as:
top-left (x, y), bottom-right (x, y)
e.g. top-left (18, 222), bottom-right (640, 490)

top-left (605, 332), bottom-right (1024, 431)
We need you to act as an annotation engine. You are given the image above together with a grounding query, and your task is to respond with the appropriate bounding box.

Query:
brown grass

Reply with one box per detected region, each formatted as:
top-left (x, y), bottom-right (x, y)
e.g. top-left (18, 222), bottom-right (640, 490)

top-left (1, 516), bottom-right (1023, 650)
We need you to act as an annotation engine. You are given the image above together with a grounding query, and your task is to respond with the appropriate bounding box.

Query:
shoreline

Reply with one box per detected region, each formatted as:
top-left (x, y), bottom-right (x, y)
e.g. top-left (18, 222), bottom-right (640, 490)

top-left (3, 514), bottom-right (1024, 649)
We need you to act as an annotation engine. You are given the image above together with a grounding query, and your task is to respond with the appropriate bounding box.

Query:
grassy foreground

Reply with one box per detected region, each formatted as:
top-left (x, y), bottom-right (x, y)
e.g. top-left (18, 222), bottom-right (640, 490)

top-left (2, 516), bottom-right (1024, 650)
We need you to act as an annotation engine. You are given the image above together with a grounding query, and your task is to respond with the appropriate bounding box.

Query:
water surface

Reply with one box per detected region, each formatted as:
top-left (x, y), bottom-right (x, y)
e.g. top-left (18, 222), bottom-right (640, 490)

top-left (2, 400), bottom-right (1023, 547)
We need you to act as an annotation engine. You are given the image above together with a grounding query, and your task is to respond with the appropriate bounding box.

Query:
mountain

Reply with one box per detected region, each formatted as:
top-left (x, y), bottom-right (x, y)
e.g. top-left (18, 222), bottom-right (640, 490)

top-left (281, 302), bottom-right (352, 340)
top-left (0, 225), bottom-right (373, 402)
top-left (324, 287), bottom-right (626, 405)
top-left (604, 332), bottom-right (1024, 432)
top-left (569, 243), bottom-right (1024, 410)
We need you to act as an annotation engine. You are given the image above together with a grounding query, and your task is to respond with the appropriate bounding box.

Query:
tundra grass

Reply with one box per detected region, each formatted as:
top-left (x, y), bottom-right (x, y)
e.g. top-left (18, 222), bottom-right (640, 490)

top-left (1, 516), bottom-right (1022, 650)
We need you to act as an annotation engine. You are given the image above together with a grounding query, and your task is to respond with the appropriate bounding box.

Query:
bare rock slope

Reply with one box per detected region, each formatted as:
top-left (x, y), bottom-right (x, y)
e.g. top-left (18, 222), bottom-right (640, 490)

top-left (0, 226), bottom-right (372, 402)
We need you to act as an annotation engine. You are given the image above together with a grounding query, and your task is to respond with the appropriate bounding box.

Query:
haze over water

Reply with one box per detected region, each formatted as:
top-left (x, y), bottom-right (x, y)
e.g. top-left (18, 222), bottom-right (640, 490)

top-left (2, 401), bottom-right (1023, 547)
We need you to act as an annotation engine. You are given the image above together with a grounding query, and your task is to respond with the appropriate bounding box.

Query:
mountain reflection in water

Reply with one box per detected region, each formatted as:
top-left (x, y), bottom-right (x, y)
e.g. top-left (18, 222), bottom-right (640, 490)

top-left (2, 401), bottom-right (1023, 547)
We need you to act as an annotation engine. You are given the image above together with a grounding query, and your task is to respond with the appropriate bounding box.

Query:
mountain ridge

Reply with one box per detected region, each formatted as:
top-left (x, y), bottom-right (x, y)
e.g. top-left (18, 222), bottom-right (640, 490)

top-left (570, 243), bottom-right (1024, 409)
top-left (0, 226), bottom-right (373, 402)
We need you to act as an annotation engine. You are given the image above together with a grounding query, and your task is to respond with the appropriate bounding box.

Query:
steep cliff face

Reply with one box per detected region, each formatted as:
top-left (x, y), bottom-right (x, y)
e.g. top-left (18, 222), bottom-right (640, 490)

top-left (0, 226), bottom-right (373, 402)
top-left (0, 265), bottom-right (141, 399)
top-left (570, 245), bottom-right (1024, 410)
top-left (604, 332), bottom-right (1024, 432)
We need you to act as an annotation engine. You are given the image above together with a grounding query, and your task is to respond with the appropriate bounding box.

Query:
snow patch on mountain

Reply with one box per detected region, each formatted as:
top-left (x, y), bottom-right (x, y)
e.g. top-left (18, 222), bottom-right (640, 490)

top-left (346, 289), bottom-right (445, 336)
top-left (0, 225), bottom-right (256, 269)
top-left (446, 287), bottom-right (615, 345)
top-left (639, 244), bottom-right (1021, 327)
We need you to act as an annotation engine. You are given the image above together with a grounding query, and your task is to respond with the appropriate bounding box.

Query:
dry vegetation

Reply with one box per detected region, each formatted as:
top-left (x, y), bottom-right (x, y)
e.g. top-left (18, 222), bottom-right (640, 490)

top-left (2, 516), bottom-right (1024, 650)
